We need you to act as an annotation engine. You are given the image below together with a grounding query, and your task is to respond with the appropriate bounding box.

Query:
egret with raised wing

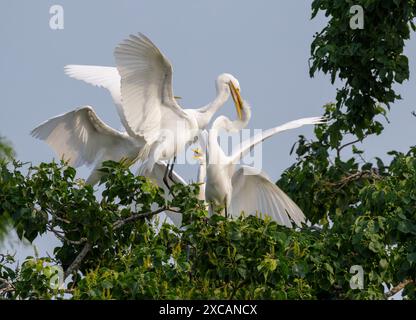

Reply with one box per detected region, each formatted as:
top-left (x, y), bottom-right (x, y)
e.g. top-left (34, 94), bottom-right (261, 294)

top-left (64, 33), bottom-right (244, 182)
top-left (202, 101), bottom-right (325, 228)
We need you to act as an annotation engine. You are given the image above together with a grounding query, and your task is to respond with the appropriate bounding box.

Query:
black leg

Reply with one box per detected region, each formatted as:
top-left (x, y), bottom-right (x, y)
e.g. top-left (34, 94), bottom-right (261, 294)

top-left (163, 160), bottom-right (172, 191)
top-left (168, 156), bottom-right (177, 183)
top-left (224, 201), bottom-right (228, 219)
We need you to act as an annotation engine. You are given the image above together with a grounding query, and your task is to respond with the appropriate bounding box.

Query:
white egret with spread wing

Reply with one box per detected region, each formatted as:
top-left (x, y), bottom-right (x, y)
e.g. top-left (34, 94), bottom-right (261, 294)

top-left (31, 105), bottom-right (175, 186)
top-left (64, 33), bottom-right (244, 180)
top-left (202, 101), bottom-right (325, 228)
top-left (31, 105), bottom-right (141, 185)
top-left (31, 104), bottom-right (187, 227)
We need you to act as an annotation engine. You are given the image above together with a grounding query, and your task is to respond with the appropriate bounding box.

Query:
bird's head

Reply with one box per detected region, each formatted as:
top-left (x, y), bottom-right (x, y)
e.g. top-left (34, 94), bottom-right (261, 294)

top-left (217, 73), bottom-right (243, 120)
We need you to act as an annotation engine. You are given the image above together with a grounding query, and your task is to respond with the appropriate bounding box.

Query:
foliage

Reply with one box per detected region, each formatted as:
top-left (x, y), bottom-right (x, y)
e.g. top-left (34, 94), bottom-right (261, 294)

top-left (1, 0), bottom-right (416, 300)
top-left (0, 136), bottom-right (14, 162)
top-left (0, 136), bottom-right (14, 240)
top-left (310, 0), bottom-right (416, 144)
top-left (276, 0), bottom-right (416, 298)
top-left (0, 159), bottom-right (414, 300)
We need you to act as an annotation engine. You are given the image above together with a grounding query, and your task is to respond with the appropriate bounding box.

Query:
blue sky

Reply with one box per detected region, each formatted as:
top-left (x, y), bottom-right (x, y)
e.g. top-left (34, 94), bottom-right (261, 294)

top-left (1, 1), bottom-right (415, 283)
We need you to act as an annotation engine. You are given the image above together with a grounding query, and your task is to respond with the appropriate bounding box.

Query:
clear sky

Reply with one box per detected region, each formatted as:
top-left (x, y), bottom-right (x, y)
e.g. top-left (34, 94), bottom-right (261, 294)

top-left (1, 0), bottom-right (415, 276)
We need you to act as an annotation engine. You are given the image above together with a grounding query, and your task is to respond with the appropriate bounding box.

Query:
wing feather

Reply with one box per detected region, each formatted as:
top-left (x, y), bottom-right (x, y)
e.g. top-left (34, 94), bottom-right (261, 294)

top-left (231, 117), bottom-right (326, 163)
top-left (114, 33), bottom-right (188, 143)
top-left (230, 166), bottom-right (305, 228)
top-left (64, 65), bottom-right (120, 96)
top-left (31, 106), bottom-right (138, 167)
top-left (63, 65), bottom-right (141, 138)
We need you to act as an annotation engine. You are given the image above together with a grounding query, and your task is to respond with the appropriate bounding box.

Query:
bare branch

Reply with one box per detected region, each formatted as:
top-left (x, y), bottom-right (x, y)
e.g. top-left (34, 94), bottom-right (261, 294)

top-left (385, 279), bottom-right (414, 299)
top-left (336, 139), bottom-right (360, 158)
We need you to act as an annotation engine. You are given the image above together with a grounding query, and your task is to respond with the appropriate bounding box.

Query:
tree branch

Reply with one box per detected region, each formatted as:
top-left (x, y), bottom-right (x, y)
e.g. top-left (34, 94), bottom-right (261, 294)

top-left (326, 170), bottom-right (381, 192)
top-left (64, 242), bottom-right (92, 279)
top-left (336, 139), bottom-right (360, 157)
top-left (63, 206), bottom-right (173, 279)
top-left (0, 277), bottom-right (15, 295)
top-left (47, 225), bottom-right (87, 245)
top-left (112, 207), bottom-right (168, 230)
top-left (385, 279), bottom-right (414, 299)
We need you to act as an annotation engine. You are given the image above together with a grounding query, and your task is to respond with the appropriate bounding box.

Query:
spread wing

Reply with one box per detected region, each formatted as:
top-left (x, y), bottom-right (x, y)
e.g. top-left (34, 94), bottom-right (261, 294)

top-left (64, 65), bottom-right (120, 101)
top-left (114, 33), bottom-right (188, 144)
top-left (230, 166), bottom-right (306, 228)
top-left (31, 106), bottom-right (138, 167)
top-left (63, 65), bottom-right (140, 138)
top-left (231, 117), bottom-right (326, 163)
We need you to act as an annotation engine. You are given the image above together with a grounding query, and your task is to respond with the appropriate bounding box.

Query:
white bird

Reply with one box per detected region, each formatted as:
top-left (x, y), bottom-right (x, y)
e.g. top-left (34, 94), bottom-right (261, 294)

top-left (29, 105), bottom-right (161, 186)
top-left (30, 105), bottom-right (177, 187)
top-left (64, 33), bottom-right (244, 178)
top-left (31, 104), bottom-right (188, 228)
top-left (202, 101), bottom-right (325, 228)
top-left (31, 105), bottom-right (142, 185)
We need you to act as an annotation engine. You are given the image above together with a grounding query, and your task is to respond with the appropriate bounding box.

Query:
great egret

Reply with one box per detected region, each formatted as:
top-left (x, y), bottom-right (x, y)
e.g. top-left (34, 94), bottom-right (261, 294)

top-left (31, 104), bottom-right (187, 228)
top-left (64, 33), bottom-right (244, 178)
top-left (31, 105), bottom-right (176, 187)
top-left (202, 101), bottom-right (325, 228)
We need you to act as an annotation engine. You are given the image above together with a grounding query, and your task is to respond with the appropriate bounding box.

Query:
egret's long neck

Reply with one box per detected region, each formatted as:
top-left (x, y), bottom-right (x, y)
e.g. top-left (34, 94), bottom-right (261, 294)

top-left (207, 119), bottom-right (229, 167)
top-left (207, 102), bottom-right (251, 166)
top-left (195, 84), bottom-right (229, 129)
top-left (197, 157), bottom-right (207, 201)
top-left (197, 158), bottom-right (206, 184)
top-left (213, 102), bottom-right (251, 133)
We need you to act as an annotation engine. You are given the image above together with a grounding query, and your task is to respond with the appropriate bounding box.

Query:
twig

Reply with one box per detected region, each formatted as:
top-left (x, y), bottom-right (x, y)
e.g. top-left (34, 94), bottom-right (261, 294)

top-left (385, 279), bottom-right (414, 299)
top-left (0, 277), bottom-right (15, 295)
top-left (112, 207), bottom-right (168, 230)
top-left (53, 216), bottom-right (72, 224)
top-left (62, 206), bottom-right (172, 278)
top-left (47, 225), bottom-right (87, 245)
top-left (0, 253), bottom-right (7, 264)
top-left (336, 139), bottom-right (360, 158)
top-left (326, 170), bottom-right (381, 192)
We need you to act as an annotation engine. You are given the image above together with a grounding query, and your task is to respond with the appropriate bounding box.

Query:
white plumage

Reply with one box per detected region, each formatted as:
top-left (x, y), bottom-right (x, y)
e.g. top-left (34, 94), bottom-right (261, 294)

top-left (31, 106), bottom-right (141, 185)
top-left (31, 105), bottom-right (187, 227)
top-left (65, 33), bottom-right (244, 174)
top-left (202, 101), bottom-right (325, 228)
top-left (32, 32), bottom-right (323, 229)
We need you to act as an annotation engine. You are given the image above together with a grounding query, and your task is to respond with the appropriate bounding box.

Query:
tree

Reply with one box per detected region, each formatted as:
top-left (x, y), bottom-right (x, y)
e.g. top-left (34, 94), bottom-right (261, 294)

top-left (1, 0), bottom-right (415, 299)
top-left (0, 136), bottom-right (15, 241)
top-left (0, 136), bottom-right (14, 162)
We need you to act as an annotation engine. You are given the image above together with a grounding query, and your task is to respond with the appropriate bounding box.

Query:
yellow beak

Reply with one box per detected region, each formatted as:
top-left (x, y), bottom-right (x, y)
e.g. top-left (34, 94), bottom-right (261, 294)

top-left (192, 148), bottom-right (203, 160)
top-left (229, 81), bottom-right (243, 120)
